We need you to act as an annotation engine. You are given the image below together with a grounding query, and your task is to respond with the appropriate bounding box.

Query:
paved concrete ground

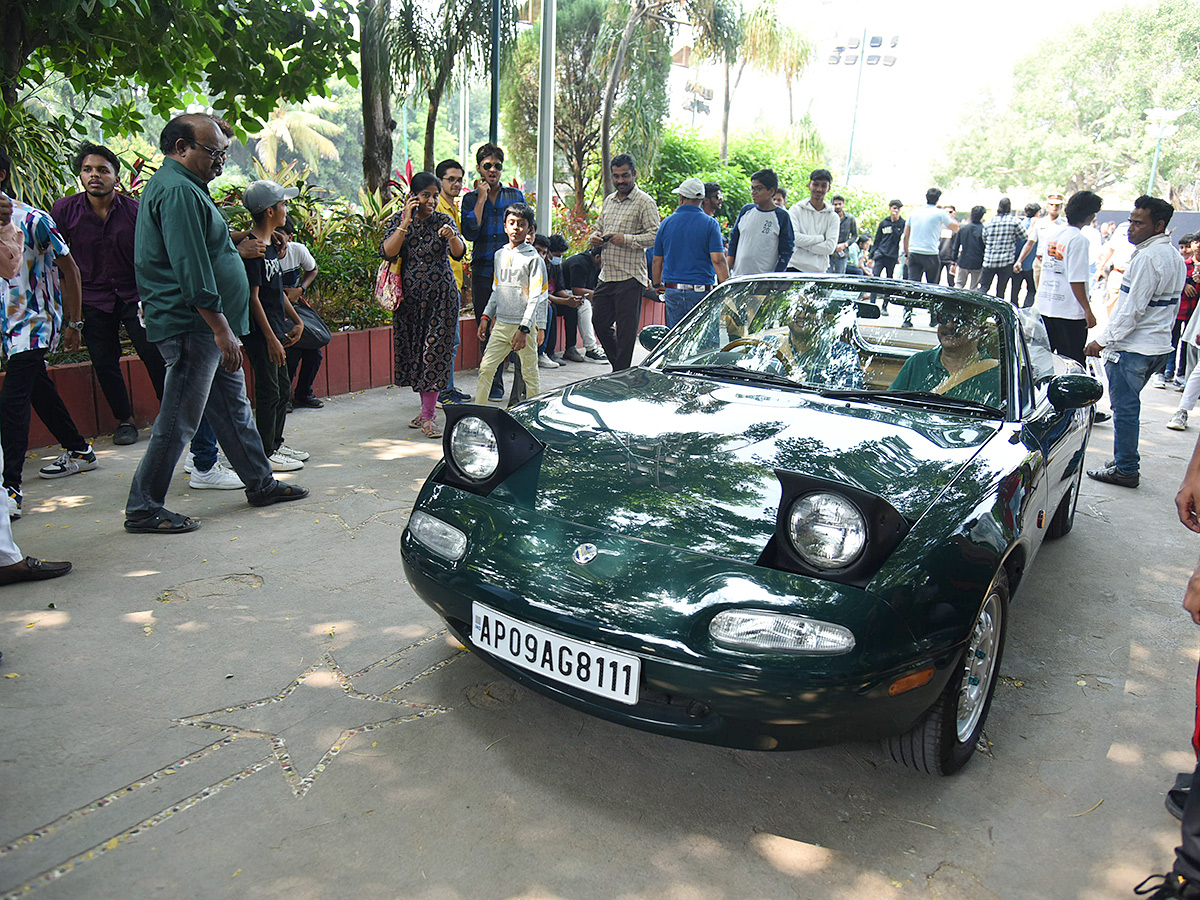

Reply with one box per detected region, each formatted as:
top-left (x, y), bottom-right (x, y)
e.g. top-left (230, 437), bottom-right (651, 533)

top-left (1, 357), bottom-right (1199, 900)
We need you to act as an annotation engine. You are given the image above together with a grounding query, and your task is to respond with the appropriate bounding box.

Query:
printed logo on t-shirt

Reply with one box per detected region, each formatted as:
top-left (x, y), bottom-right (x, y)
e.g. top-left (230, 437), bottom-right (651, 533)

top-left (265, 256), bottom-right (282, 280)
top-left (1046, 241), bottom-right (1065, 262)
top-left (761, 219), bottom-right (775, 235)
top-left (881, 225), bottom-right (893, 235)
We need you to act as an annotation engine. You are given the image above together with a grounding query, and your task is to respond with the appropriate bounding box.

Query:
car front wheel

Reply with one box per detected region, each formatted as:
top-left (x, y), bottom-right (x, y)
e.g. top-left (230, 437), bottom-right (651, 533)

top-left (885, 570), bottom-right (1009, 775)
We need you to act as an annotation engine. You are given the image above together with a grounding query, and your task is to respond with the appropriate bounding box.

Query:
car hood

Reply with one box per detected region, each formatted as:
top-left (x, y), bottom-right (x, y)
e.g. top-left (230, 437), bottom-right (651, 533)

top-left (515, 369), bottom-right (1001, 563)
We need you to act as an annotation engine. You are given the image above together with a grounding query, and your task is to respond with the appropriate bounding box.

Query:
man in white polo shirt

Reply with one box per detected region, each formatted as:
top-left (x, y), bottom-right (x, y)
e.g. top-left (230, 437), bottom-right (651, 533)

top-left (902, 187), bottom-right (959, 284)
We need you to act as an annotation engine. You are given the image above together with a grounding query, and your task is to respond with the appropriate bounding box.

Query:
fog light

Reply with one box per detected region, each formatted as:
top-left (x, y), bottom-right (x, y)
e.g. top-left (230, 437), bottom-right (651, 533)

top-left (407, 511), bottom-right (467, 561)
top-left (709, 609), bottom-right (854, 654)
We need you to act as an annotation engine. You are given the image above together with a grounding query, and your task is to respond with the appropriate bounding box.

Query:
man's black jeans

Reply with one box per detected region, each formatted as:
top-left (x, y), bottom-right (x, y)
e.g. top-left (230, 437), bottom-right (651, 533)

top-left (1, 348), bottom-right (89, 489)
top-left (81, 299), bottom-right (165, 421)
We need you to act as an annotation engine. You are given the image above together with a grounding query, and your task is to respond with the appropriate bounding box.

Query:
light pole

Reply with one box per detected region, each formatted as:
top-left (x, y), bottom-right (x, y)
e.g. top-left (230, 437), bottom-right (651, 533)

top-left (828, 33), bottom-right (897, 186)
top-left (1145, 106), bottom-right (1184, 196)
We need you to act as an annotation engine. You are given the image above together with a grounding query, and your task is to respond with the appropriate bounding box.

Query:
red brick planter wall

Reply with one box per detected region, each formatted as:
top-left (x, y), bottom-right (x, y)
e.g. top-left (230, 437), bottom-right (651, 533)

top-left (8, 299), bottom-right (666, 447)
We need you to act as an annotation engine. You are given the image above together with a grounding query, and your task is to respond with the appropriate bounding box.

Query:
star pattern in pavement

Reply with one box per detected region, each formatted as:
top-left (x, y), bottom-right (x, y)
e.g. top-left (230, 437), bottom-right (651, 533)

top-left (175, 633), bottom-right (462, 797)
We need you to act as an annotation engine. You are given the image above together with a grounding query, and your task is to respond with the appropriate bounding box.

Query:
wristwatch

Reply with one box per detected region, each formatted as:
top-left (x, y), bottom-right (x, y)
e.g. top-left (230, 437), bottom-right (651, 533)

top-left (517, 325), bottom-right (531, 334)
top-left (66, 321), bottom-right (84, 332)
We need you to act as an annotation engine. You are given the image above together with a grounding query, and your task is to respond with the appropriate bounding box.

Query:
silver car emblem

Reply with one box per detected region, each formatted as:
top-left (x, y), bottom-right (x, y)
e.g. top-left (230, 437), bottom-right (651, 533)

top-left (573, 543), bottom-right (598, 565)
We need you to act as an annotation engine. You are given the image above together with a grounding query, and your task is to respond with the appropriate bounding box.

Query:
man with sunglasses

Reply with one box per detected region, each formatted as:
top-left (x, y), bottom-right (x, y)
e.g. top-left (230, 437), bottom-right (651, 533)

top-left (461, 143), bottom-right (526, 402)
top-left (125, 113), bottom-right (308, 534)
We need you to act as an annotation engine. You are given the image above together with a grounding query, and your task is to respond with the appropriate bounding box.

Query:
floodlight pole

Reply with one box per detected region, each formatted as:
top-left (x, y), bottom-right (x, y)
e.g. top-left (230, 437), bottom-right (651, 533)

top-left (535, 0), bottom-right (558, 232)
top-left (489, 0), bottom-right (501, 143)
top-left (843, 28), bottom-right (866, 186)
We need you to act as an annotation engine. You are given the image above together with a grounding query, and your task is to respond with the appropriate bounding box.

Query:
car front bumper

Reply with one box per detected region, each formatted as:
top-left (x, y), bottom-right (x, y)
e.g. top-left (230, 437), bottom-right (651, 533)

top-left (401, 482), bottom-right (961, 752)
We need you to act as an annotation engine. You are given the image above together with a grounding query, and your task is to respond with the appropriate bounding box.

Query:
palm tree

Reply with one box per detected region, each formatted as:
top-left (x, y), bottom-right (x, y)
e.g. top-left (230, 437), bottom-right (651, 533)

top-left (599, 0), bottom-right (733, 194)
top-left (389, 0), bottom-right (517, 173)
top-left (254, 100), bottom-right (344, 173)
top-left (776, 26), bottom-right (812, 127)
top-left (360, 0), bottom-right (395, 196)
top-left (696, 0), bottom-right (812, 160)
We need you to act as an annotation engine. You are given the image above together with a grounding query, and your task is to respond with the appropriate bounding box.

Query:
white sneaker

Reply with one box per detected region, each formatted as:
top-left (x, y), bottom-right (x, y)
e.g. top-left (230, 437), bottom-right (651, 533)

top-left (276, 444), bottom-right (310, 461)
top-left (1168, 409), bottom-right (1189, 431)
top-left (538, 354), bottom-right (560, 369)
top-left (1152, 374), bottom-right (1168, 389)
top-left (269, 452), bottom-right (304, 472)
top-left (184, 452), bottom-right (195, 474)
top-left (189, 461), bottom-right (246, 490)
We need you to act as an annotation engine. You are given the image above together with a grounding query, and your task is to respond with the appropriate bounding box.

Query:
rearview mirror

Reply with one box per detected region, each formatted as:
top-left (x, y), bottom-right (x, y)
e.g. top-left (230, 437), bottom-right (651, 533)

top-left (1047, 374), bottom-right (1104, 411)
top-left (639, 325), bottom-right (670, 351)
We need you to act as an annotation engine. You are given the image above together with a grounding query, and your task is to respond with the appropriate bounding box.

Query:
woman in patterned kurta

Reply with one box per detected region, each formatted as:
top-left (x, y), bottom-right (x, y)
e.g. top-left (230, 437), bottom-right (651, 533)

top-left (380, 172), bottom-right (465, 438)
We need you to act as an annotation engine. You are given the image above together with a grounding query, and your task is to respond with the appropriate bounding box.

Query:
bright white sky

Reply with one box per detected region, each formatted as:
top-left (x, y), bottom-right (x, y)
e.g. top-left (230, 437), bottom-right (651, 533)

top-left (668, 0), bottom-right (1147, 203)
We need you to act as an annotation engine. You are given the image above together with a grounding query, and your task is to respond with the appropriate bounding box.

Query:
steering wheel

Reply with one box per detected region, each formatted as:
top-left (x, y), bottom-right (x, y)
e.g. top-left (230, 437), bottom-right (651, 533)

top-left (721, 338), bottom-right (790, 370)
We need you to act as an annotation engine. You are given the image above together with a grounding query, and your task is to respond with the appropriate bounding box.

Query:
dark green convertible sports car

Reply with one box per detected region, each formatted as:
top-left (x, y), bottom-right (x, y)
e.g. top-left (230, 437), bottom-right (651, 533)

top-left (401, 276), bottom-right (1102, 774)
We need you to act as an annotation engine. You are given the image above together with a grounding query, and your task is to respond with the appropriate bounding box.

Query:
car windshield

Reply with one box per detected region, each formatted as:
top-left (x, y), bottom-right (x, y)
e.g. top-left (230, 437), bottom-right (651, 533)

top-left (646, 279), bottom-right (1009, 414)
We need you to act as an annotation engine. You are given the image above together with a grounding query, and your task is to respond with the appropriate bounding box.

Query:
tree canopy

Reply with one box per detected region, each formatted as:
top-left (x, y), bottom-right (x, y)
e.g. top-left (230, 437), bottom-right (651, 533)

top-left (3, 0), bottom-right (357, 127)
top-left (1, 0), bottom-right (357, 205)
top-left (933, 0), bottom-right (1200, 205)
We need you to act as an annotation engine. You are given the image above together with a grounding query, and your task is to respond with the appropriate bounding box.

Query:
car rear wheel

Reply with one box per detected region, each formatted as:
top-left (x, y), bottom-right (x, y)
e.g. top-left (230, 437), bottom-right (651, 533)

top-left (1046, 463), bottom-right (1083, 540)
top-left (885, 570), bottom-right (1009, 775)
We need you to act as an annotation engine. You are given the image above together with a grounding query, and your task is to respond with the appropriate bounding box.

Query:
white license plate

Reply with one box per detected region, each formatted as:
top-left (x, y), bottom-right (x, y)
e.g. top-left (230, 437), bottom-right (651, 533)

top-left (470, 602), bottom-right (641, 705)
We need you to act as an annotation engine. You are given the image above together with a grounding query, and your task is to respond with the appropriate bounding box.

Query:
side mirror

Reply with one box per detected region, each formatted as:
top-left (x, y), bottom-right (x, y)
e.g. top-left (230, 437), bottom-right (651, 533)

top-left (639, 324), bottom-right (670, 351)
top-left (1047, 373), bottom-right (1104, 411)
top-left (855, 301), bottom-right (881, 319)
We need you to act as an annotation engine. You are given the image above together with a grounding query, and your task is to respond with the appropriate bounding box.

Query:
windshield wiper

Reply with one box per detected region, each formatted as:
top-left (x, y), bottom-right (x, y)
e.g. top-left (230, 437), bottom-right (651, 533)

top-left (819, 389), bottom-right (1002, 415)
top-left (662, 363), bottom-right (801, 389)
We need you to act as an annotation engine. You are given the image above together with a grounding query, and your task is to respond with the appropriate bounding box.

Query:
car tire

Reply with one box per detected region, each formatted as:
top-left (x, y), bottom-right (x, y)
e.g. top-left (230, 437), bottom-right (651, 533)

top-left (1046, 463), bottom-right (1083, 540)
top-left (885, 569), bottom-right (1009, 776)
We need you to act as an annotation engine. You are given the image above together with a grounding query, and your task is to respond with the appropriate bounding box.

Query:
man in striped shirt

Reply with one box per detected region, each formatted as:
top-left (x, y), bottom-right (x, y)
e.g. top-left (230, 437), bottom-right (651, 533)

top-left (589, 154), bottom-right (660, 371)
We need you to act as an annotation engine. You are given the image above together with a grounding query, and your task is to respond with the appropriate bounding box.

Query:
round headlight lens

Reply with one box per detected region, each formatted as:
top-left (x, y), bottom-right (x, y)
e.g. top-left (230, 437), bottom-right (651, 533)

top-left (787, 492), bottom-right (867, 570)
top-left (449, 416), bottom-right (499, 481)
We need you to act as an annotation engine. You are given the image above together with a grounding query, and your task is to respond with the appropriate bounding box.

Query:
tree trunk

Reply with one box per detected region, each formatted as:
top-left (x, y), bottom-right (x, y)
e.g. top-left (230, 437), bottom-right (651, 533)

top-left (0, 5), bottom-right (29, 110)
top-left (720, 60), bottom-right (731, 162)
top-left (787, 79), bottom-right (793, 126)
top-left (359, 0), bottom-right (395, 198)
top-left (600, 1), bottom-right (642, 196)
top-left (423, 62), bottom-right (453, 173)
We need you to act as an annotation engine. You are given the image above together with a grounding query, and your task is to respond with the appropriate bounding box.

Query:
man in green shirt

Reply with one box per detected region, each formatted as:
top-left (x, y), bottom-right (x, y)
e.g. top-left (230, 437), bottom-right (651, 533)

top-left (890, 307), bottom-right (1003, 409)
top-left (124, 113), bottom-right (308, 534)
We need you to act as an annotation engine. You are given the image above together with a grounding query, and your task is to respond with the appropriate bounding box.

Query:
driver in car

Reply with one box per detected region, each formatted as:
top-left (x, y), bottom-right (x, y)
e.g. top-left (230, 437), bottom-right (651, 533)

top-left (889, 305), bottom-right (1001, 406)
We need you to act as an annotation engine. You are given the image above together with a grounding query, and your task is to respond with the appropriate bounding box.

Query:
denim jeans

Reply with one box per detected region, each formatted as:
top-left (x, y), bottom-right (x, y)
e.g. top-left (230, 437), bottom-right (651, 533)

top-left (664, 287), bottom-right (711, 329)
top-left (190, 418), bottom-right (220, 472)
top-left (1105, 350), bottom-right (1169, 475)
top-left (828, 255), bottom-right (848, 275)
top-left (125, 331), bottom-right (274, 519)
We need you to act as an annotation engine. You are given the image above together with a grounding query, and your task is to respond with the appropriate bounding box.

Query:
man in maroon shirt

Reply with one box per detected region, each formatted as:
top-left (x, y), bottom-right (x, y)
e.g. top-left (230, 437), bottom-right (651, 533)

top-left (51, 144), bottom-right (165, 445)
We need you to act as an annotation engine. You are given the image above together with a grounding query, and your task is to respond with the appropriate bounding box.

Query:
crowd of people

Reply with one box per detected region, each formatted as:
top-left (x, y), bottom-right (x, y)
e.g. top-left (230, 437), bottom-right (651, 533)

top-left (8, 114), bottom-right (1200, 896)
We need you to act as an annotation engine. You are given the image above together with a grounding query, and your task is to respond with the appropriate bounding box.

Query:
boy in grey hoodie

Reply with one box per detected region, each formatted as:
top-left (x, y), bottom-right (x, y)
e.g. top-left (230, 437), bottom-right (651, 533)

top-left (475, 203), bottom-right (547, 404)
